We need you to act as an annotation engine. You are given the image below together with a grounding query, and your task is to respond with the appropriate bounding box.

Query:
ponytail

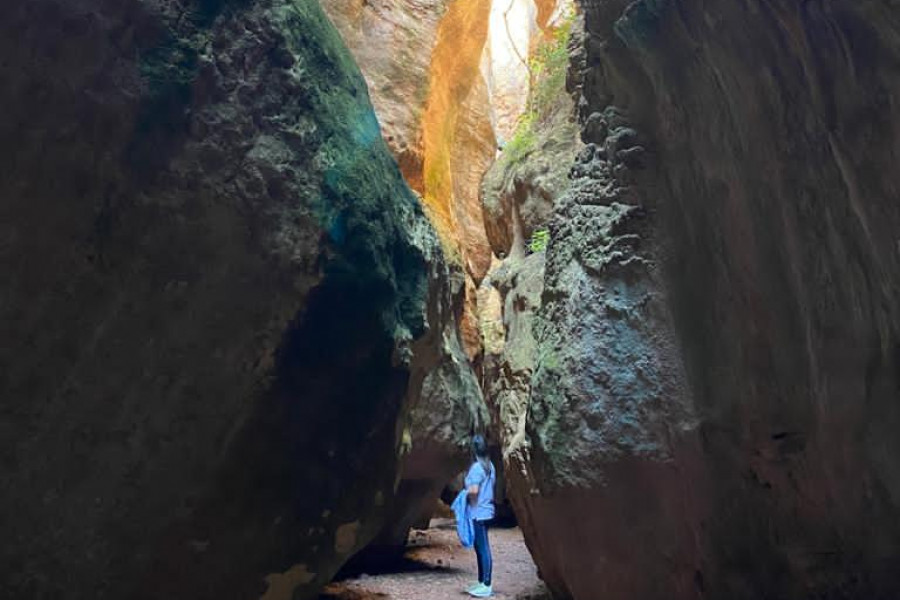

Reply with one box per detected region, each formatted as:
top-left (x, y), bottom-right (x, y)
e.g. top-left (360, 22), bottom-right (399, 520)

top-left (472, 434), bottom-right (492, 478)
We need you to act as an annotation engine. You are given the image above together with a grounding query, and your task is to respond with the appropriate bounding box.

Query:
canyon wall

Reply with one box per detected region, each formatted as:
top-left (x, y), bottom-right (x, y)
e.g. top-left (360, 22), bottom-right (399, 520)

top-left (323, 0), bottom-right (495, 362)
top-left (321, 0), bottom-right (493, 558)
top-left (498, 1), bottom-right (900, 599)
top-left (324, 0), bottom-right (570, 365)
top-left (0, 0), bottom-right (479, 598)
top-left (320, 0), bottom-right (450, 194)
top-left (322, 0), bottom-right (566, 555)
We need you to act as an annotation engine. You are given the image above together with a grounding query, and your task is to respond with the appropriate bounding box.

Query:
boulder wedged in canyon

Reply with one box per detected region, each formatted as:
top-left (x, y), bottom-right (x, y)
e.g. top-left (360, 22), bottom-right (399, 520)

top-left (344, 264), bottom-right (488, 566)
top-left (501, 1), bottom-right (900, 598)
top-left (0, 0), bottom-right (477, 598)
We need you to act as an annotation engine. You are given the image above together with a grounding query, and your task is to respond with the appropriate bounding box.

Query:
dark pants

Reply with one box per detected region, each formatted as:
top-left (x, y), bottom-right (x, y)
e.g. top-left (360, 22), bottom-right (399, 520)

top-left (473, 519), bottom-right (493, 586)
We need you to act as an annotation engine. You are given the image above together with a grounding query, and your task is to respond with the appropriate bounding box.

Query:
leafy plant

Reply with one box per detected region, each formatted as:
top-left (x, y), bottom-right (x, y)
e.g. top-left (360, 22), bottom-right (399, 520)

top-left (503, 112), bottom-right (538, 163)
top-left (501, 12), bottom-right (575, 166)
top-left (529, 228), bottom-right (550, 253)
top-left (528, 15), bottom-right (574, 117)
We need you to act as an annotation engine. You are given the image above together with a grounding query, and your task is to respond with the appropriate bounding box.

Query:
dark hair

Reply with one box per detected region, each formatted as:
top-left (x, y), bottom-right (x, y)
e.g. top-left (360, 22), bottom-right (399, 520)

top-left (472, 434), bottom-right (491, 476)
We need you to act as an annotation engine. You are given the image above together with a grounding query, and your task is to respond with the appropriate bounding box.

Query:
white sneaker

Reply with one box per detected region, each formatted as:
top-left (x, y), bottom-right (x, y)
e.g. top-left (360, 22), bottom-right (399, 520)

top-left (465, 582), bottom-right (482, 594)
top-left (468, 583), bottom-right (493, 597)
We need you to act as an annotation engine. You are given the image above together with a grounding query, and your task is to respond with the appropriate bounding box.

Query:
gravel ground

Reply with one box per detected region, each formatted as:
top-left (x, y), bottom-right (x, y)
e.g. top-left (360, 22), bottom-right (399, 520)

top-left (320, 519), bottom-right (551, 600)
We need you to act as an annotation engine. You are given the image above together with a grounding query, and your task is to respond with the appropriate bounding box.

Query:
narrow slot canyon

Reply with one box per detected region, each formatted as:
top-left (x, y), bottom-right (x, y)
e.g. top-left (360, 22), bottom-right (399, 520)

top-left (318, 0), bottom-right (572, 595)
top-left (2, 1), bottom-right (900, 600)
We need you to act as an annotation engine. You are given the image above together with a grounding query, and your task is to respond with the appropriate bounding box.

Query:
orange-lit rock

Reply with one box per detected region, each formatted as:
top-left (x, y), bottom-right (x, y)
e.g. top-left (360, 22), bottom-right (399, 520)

top-left (323, 0), bottom-right (497, 281)
top-left (325, 0), bottom-right (571, 374)
top-left (449, 66), bottom-right (496, 285)
top-left (419, 0), bottom-right (494, 270)
top-left (325, 0), bottom-right (503, 367)
top-left (321, 0), bottom-right (451, 195)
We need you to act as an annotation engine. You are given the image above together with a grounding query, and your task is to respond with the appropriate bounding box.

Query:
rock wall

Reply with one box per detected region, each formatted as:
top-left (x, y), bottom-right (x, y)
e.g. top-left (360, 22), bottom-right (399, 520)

top-left (320, 0), bottom-right (450, 194)
top-left (320, 0), bottom-right (563, 556)
top-left (343, 264), bottom-right (488, 566)
top-left (0, 0), bottom-right (476, 598)
top-left (322, 0), bottom-right (504, 561)
top-left (501, 1), bottom-right (900, 599)
top-left (381, 311), bottom-right (488, 545)
top-left (478, 10), bottom-right (582, 576)
top-left (520, 110), bottom-right (703, 600)
top-left (324, 0), bottom-right (572, 366)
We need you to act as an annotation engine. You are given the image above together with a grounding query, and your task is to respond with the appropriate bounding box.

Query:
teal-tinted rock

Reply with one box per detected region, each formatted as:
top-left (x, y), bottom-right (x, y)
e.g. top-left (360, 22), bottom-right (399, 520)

top-left (0, 0), bottom-right (478, 598)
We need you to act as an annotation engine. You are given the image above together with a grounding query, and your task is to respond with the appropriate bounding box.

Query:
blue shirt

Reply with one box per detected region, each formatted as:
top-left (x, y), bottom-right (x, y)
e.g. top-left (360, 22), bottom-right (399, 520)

top-left (464, 460), bottom-right (495, 521)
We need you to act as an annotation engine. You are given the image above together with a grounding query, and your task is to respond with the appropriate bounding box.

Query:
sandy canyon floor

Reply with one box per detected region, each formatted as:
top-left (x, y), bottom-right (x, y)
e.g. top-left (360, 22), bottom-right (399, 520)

top-left (320, 519), bottom-right (551, 600)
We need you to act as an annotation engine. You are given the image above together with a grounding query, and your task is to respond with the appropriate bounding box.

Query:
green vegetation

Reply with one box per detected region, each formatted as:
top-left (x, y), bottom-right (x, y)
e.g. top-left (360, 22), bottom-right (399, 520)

top-left (529, 228), bottom-right (550, 253)
top-left (529, 15), bottom-right (574, 117)
top-left (503, 112), bottom-right (537, 164)
top-left (502, 12), bottom-right (575, 165)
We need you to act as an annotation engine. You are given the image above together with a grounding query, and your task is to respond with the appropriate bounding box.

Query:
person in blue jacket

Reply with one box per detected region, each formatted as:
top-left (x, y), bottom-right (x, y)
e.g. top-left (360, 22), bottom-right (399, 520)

top-left (465, 434), bottom-right (495, 598)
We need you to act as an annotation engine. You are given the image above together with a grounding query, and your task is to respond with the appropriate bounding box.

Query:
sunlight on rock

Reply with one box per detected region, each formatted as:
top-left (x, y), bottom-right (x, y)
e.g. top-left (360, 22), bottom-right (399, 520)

top-left (485, 0), bottom-right (536, 140)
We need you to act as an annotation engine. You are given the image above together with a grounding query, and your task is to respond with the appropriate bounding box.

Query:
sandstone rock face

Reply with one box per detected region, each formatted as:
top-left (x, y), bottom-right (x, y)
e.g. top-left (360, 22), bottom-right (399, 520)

top-left (478, 10), bottom-right (578, 446)
top-left (503, 1), bottom-right (900, 598)
top-left (324, 0), bottom-right (496, 366)
top-left (321, 0), bottom-right (505, 557)
top-left (482, 254), bottom-right (545, 463)
top-left (323, 0), bottom-right (496, 280)
top-left (386, 316), bottom-right (488, 540)
top-left (478, 12), bottom-right (581, 580)
top-left (325, 0), bottom-right (570, 366)
top-left (419, 0), bottom-right (495, 293)
top-left (320, 0), bottom-right (450, 194)
top-left (0, 0), bottom-right (476, 598)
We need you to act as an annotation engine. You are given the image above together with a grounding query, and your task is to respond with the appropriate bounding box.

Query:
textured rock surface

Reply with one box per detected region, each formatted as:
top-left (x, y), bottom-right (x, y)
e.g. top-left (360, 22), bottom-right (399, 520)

top-left (320, 0), bottom-right (450, 194)
top-left (419, 0), bottom-right (494, 279)
top-left (0, 0), bottom-right (476, 598)
top-left (384, 318), bottom-right (487, 541)
top-left (325, 0), bottom-right (571, 365)
top-left (482, 101), bottom-right (579, 258)
top-left (322, 0), bottom-right (520, 558)
top-left (522, 133), bottom-right (702, 600)
top-left (323, 0), bottom-right (496, 280)
top-left (504, 1), bottom-right (900, 598)
top-left (324, 0), bottom-right (496, 363)
top-left (482, 254), bottom-right (545, 464)
top-left (345, 264), bottom-right (488, 565)
top-left (478, 10), bottom-right (579, 459)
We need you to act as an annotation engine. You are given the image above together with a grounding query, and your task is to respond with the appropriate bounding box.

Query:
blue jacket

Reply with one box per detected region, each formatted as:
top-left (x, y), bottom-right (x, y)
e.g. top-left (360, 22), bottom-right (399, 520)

top-left (451, 489), bottom-right (474, 547)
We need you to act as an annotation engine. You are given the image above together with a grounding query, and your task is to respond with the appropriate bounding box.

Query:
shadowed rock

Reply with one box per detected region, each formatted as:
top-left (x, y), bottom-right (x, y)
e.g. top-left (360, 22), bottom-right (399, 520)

top-left (500, 1), bottom-right (900, 598)
top-left (0, 0), bottom-right (478, 598)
